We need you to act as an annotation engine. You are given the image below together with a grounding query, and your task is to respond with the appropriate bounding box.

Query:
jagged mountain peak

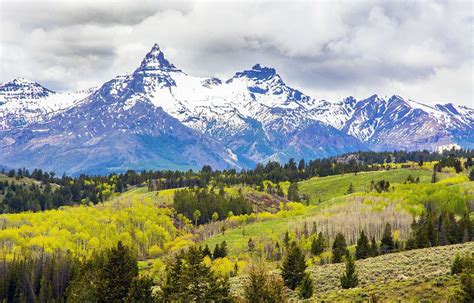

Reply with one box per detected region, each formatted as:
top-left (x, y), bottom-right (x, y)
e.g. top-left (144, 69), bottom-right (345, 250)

top-left (232, 64), bottom-right (279, 82)
top-left (134, 43), bottom-right (181, 74)
top-left (0, 44), bottom-right (472, 174)
top-left (366, 94), bottom-right (384, 102)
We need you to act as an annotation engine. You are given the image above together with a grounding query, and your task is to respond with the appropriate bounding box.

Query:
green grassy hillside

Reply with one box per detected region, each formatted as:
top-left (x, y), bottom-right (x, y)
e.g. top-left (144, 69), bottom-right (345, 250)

top-left (299, 168), bottom-right (436, 204)
top-left (229, 242), bottom-right (474, 301)
top-left (204, 169), bottom-right (470, 259)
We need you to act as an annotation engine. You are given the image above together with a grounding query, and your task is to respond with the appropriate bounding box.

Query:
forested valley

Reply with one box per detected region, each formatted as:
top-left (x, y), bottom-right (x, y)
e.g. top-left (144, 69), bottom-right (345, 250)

top-left (0, 149), bottom-right (473, 302)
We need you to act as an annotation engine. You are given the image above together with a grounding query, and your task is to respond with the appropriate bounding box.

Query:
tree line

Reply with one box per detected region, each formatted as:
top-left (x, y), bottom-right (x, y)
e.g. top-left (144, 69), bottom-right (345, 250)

top-left (173, 188), bottom-right (253, 225)
top-left (0, 242), bottom-right (154, 303)
top-left (1, 150), bottom-right (472, 214)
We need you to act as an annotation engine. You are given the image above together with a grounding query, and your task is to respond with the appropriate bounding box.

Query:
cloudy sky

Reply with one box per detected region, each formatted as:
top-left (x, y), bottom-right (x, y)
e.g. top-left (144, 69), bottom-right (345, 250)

top-left (0, 0), bottom-right (473, 106)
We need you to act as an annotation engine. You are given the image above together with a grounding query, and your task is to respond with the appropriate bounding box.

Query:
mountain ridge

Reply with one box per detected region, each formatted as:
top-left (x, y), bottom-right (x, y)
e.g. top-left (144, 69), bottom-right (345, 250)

top-left (0, 44), bottom-right (472, 174)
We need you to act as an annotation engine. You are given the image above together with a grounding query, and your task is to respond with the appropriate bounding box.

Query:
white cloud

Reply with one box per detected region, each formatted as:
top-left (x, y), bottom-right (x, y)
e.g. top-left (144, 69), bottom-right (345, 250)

top-left (0, 0), bottom-right (472, 106)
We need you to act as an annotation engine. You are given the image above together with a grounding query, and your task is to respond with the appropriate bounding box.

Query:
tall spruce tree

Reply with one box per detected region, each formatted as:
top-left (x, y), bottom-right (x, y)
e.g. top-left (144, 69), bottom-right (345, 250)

top-left (281, 241), bottom-right (307, 290)
top-left (355, 230), bottom-right (370, 260)
top-left (160, 252), bottom-right (185, 300)
top-left (181, 246), bottom-right (229, 301)
top-left (161, 246), bottom-right (230, 301)
top-left (98, 241), bottom-right (139, 303)
top-left (244, 265), bottom-right (287, 303)
top-left (370, 236), bottom-right (378, 257)
top-left (332, 233), bottom-right (348, 263)
top-left (287, 182), bottom-right (300, 202)
top-left (346, 182), bottom-right (355, 194)
top-left (340, 255), bottom-right (358, 289)
top-left (380, 223), bottom-right (395, 254)
top-left (298, 272), bottom-right (314, 299)
top-left (311, 232), bottom-right (326, 256)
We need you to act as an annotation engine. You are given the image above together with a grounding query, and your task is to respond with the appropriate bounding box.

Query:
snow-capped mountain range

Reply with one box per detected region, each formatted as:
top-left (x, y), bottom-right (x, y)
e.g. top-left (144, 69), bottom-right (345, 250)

top-left (0, 44), bottom-right (473, 174)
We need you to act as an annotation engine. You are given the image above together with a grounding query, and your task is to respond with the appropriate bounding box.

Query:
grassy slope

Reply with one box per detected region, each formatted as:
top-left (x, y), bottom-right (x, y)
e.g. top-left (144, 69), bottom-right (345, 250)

top-left (205, 168), bottom-right (458, 257)
top-left (229, 242), bottom-right (474, 301)
top-left (111, 186), bottom-right (180, 205)
top-left (299, 168), bottom-right (435, 204)
top-left (0, 173), bottom-right (40, 185)
top-left (0, 173), bottom-right (47, 204)
top-left (203, 206), bottom-right (318, 257)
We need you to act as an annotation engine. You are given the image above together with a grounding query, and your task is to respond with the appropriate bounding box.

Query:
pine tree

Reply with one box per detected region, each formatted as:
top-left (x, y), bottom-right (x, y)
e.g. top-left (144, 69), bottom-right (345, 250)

top-left (160, 252), bottom-right (185, 300)
top-left (425, 210), bottom-right (439, 247)
top-left (213, 241), bottom-right (228, 259)
top-left (98, 241), bottom-right (139, 303)
top-left (202, 244), bottom-right (212, 258)
top-left (460, 272), bottom-right (474, 303)
top-left (340, 255), bottom-right (358, 289)
top-left (332, 233), bottom-right (348, 263)
top-left (298, 159), bottom-right (306, 171)
top-left (458, 211), bottom-right (473, 243)
top-left (244, 265), bottom-right (269, 302)
top-left (274, 242), bottom-right (282, 261)
top-left (244, 265), bottom-right (287, 303)
top-left (370, 236), bottom-right (378, 257)
top-left (213, 244), bottom-right (221, 259)
top-left (181, 246), bottom-right (229, 301)
top-left (380, 223), bottom-right (395, 254)
top-left (283, 231), bottom-right (290, 248)
top-left (298, 272), bottom-right (314, 299)
top-left (311, 232), bottom-right (325, 256)
top-left (355, 230), bottom-right (370, 260)
top-left (346, 182), bottom-right (355, 194)
top-left (281, 241), bottom-right (307, 290)
top-left (451, 254), bottom-right (464, 275)
top-left (287, 182), bottom-right (300, 202)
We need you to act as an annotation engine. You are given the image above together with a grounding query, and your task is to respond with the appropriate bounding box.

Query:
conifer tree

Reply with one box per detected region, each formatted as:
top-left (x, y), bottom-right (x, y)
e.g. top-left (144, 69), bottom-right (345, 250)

top-left (346, 182), bottom-right (355, 194)
top-left (281, 241), bottom-right (307, 290)
top-left (287, 182), bottom-right (300, 202)
top-left (213, 241), bottom-right (228, 259)
top-left (332, 233), bottom-right (348, 263)
top-left (181, 246), bottom-right (230, 301)
top-left (340, 255), bottom-right (358, 289)
top-left (244, 265), bottom-right (269, 302)
top-left (244, 265), bottom-right (287, 303)
top-left (298, 272), bottom-right (314, 299)
top-left (355, 230), bottom-right (370, 260)
top-left (98, 241), bottom-right (139, 303)
top-left (203, 244), bottom-right (212, 257)
top-left (370, 236), bottom-right (378, 257)
top-left (283, 231), bottom-right (290, 248)
top-left (311, 232), bottom-right (325, 256)
top-left (451, 254), bottom-right (464, 275)
top-left (160, 252), bottom-right (185, 300)
top-left (380, 223), bottom-right (395, 254)
top-left (458, 211), bottom-right (473, 243)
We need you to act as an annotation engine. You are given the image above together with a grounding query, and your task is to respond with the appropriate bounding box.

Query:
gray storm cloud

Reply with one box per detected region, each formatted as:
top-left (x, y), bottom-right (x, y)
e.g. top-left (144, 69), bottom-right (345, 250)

top-left (0, 0), bottom-right (472, 106)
